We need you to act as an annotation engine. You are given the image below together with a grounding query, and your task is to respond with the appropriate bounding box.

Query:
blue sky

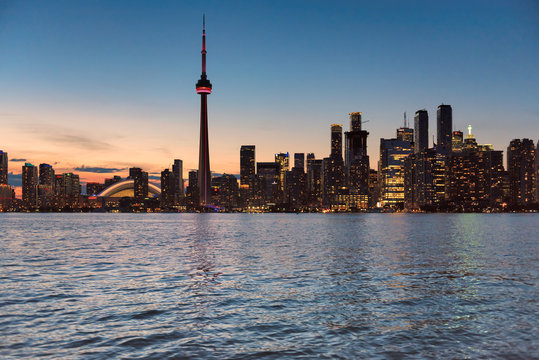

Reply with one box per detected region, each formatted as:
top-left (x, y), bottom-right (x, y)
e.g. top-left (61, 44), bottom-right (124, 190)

top-left (1, 0), bottom-right (538, 189)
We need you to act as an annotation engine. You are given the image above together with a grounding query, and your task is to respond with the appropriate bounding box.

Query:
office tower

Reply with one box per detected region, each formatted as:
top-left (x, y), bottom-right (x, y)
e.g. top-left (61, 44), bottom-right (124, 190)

top-left (414, 110), bottom-right (429, 154)
top-left (61, 173), bottom-right (81, 208)
top-left (404, 149), bottom-right (446, 210)
top-left (536, 141), bottom-right (539, 202)
top-left (507, 139), bottom-right (536, 205)
top-left (160, 169), bottom-right (176, 209)
top-left (331, 124), bottom-right (343, 157)
top-left (22, 163), bottom-right (38, 210)
top-left (186, 170), bottom-right (199, 206)
top-left (445, 150), bottom-right (504, 209)
top-left (437, 104), bottom-right (452, 155)
top-left (324, 125), bottom-right (345, 205)
top-left (379, 135), bottom-right (413, 207)
top-left (307, 158), bottom-right (323, 206)
top-left (38, 163), bottom-right (55, 209)
top-left (0, 184), bottom-right (14, 211)
top-left (274, 152), bottom-right (289, 192)
top-left (172, 159), bottom-right (184, 199)
top-left (285, 166), bottom-right (306, 207)
top-left (104, 176), bottom-right (122, 188)
top-left (240, 145), bottom-right (256, 186)
top-left (257, 162), bottom-right (281, 204)
top-left (294, 153), bottom-right (305, 171)
top-left (368, 169), bottom-right (380, 207)
top-left (452, 130), bottom-right (464, 153)
top-left (0, 150), bottom-right (7, 184)
top-left (196, 16), bottom-right (213, 206)
top-left (212, 174), bottom-right (239, 209)
top-left (344, 113), bottom-right (370, 195)
top-left (130, 167), bottom-right (148, 201)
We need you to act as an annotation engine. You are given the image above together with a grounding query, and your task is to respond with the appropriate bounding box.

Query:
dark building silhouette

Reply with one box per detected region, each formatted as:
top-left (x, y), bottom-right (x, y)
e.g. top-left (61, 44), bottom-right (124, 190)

top-left (344, 113), bottom-right (370, 196)
top-left (294, 153), bottom-right (305, 171)
top-left (404, 149), bottom-right (445, 210)
top-left (104, 176), bottom-right (122, 188)
top-left (160, 169), bottom-right (176, 209)
top-left (445, 149), bottom-right (504, 209)
top-left (38, 163), bottom-right (55, 209)
top-left (307, 154), bottom-right (322, 206)
top-left (0, 150), bottom-right (7, 185)
top-left (285, 165), bottom-right (306, 207)
top-left (414, 110), bottom-right (429, 154)
top-left (257, 162), bottom-right (281, 204)
top-left (130, 167), bottom-right (148, 201)
top-left (240, 145), bottom-right (255, 186)
top-left (186, 170), bottom-right (199, 206)
top-left (22, 163), bottom-right (38, 210)
top-left (323, 124), bottom-right (345, 205)
top-left (507, 139), bottom-right (536, 205)
top-left (437, 104), bottom-right (452, 155)
top-left (212, 174), bottom-right (239, 209)
top-left (86, 182), bottom-right (104, 196)
top-left (196, 16), bottom-right (213, 206)
top-left (172, 159), bottom-right (184, 201)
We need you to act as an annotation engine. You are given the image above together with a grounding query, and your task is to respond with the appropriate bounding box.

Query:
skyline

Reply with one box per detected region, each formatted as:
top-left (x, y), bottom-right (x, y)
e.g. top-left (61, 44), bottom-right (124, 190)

top-left (1, 1), bottom-right (538, 194)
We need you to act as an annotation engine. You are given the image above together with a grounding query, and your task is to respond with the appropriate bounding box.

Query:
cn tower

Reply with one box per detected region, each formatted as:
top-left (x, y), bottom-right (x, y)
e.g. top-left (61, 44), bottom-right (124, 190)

top-left (196, 15), bottom-right (212, 206)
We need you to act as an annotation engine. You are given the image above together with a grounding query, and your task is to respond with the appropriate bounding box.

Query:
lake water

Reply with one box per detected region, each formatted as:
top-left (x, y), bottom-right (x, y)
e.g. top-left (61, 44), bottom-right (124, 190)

top-left (0, 213), bottom-right (538, 359)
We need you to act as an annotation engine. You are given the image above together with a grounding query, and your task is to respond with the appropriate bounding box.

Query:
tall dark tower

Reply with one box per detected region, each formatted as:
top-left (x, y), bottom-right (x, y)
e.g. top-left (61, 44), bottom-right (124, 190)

top-left (196, 15), bottom-right (212, 205)
top-left (414, 109), bottom-right (429, 153)
top-left (437, 104), bottom-right (452, 155)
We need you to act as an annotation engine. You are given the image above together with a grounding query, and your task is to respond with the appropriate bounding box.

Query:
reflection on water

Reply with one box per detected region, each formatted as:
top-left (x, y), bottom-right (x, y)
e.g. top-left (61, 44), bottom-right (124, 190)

top-left (0, 213), bottom-right (537, 359)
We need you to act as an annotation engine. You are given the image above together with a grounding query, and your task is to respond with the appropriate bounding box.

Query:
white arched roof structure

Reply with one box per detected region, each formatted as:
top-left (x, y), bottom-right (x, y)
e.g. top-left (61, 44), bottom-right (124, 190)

top-left (97, 179), bottom-right (161, 198)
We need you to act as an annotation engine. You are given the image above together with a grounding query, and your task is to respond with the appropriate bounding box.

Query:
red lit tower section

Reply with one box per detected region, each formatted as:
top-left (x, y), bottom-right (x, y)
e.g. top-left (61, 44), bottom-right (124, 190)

top-left (196, 15), bottom-right (212, 206)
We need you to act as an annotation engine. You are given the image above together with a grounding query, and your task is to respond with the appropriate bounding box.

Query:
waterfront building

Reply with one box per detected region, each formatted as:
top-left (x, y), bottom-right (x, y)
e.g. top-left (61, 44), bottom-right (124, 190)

top-left (257, 162), bottom-right (281, 204)
top-left (0, 184), bottom-right (14, 211)
top-left (130, 168), bottom-right (149, 201)
top-left (414, 110), bottom-right (429, 154)
top-left (240, 145), bottom-right (256, 186)
top-left (160, 169), bottom-right (176, 209)
top-left (38, 163), bottom-right (55, 209)
top-left (285, 166), bottom-right (306, 207)
top-left (274, 152), bottom-right (289, 192)
top-left (507, 138), bottom-right (536, 205)
top-left (368, 169), bottom-right (380, 207)
top-left (172, 159), bottom-right (184, 201)
top-left (445, 150), bottom-right (504, 209)
top-left (55, 173), bottom-right (81, 208)
top-left (404, 149), bottom-right (445, 210)
top-left (0, 150), bottom-right (7, 185)
top-left (323, 124), bottom-right (345, 205)
top-left (437, 104), bottom-right (452, 155)
top-left (22, 163), bottom-right (38, 210)
top-left (212, 174), bottom-right (239, 209)
top-left (186, 170), bottom-right (199, 206)
top-left (307, 157), bottom-right (323, 207)
top-left (344, 113), bottom-right (370, 196)
top-left (379, 135), bottom-right (413, 207)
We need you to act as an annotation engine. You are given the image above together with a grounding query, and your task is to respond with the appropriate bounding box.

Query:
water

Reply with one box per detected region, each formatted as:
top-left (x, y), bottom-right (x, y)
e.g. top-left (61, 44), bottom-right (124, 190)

top-left (0, 213), bottom-right (537, 359)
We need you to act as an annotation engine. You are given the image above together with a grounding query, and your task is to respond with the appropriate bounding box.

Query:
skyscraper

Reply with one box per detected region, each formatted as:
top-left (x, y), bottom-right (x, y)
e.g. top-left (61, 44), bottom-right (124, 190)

top-left (22, 163), bottom-right (38, 210)
top-left (0, 150), bottom-right (7, 185)
top-left (130, 167), bottom-right (148, 201)
top-left (437, 104), bottom-right (452, 155)
top-left (240, 145), bottom-right (255, 186)
top-left (38, 163), bottom-right (55, 209)
top-left (507, 139), bottom-right (536, 205)
top-left (452, 130), bottom-right (464, 153)
top-left (323, 125), bottom-right (345, 205)
top-left (172, 159), bottom-right (184, 200)
top-left (379, 135), bottom-right (413, 207)
top-left (274, 152), bottom-right (289, 192)
top-left (294, 153), bottom-right (305, 171)
top-left (196, 15), bottom-right (213, 206)
top-left (344, 113), bottom-right (369, 195)
top-left (160, 169), bottom-right (176, 209)
top-left (414, 110), bottom-right (428, 154)
top-left (331, 124), bottom-right (343, 157)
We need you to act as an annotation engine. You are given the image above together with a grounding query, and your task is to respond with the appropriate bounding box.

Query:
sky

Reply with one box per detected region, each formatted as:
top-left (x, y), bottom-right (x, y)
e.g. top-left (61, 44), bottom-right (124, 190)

top-left (1, 0), bottom-right (538, 195)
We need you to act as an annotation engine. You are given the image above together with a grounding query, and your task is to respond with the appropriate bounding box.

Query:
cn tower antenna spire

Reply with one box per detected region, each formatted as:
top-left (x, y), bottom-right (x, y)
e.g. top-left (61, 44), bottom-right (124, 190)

top-left (196, 14), bottom-right (212, 207)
